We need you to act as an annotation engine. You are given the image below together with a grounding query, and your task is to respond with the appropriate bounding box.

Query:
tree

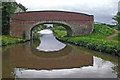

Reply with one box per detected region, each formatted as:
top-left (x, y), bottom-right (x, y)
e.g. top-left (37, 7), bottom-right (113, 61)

top-left (113, 12), bottom-right (120, 30)
top-left (2, 2), bottom-right (16, 35)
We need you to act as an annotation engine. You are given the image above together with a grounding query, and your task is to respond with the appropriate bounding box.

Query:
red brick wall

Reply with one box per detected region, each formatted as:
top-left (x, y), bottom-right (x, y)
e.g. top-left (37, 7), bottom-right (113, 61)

top-left (12, 11), bottom-right (93, 20)
top-left (10, 11), bottom-right (94, 39)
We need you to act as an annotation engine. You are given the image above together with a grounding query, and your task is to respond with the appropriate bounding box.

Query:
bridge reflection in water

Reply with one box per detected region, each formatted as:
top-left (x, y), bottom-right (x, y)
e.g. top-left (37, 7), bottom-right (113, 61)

top-left (3, 29), bottom-right (119, 78)
top-left (3, 40), bottom-right (119, 78)
top-left (12, 44), bottom-right (93, 70)
top-left (2, 40), bottom-right (93, 78)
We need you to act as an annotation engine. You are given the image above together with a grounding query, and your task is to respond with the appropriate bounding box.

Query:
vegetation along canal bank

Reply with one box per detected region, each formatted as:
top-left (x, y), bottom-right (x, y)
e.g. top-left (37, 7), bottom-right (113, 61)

top-left (1, 36), bottom-right (27, 46)
top-left (57, 24), bottom-right (120, 56)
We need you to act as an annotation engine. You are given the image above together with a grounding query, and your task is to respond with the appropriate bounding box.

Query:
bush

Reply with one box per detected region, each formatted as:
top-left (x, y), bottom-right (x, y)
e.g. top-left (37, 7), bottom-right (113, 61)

top-left (2, 36), bottom-right (27, 46)
top-left (78, 24), bottom-right (115, 39)
top-left (53, 30), bottom-right (67, 37)
top-left (113, 33), bottom-right (120, 41)
top-left (59, 24), bottom-right (120, 56)
top-left (60, 37), bottom-right (120, 56)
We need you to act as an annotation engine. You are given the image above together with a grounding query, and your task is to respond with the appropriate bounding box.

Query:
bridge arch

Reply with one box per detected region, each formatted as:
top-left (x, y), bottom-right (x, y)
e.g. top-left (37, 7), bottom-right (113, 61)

top-left (30, 21), bottom-right (73, 39)
top-left (10, 10), bottom-right (94, 39)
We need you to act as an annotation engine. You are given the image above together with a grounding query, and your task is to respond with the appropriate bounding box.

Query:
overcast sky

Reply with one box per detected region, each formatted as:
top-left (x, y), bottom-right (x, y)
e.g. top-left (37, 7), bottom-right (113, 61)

top-left (16, 0), bottom-right (120, 24)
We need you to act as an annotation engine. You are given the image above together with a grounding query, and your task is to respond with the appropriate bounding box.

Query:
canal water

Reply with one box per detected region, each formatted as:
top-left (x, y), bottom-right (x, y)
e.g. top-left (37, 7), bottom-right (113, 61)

top-left (2, 30), bottom-right (120, 78)
top-left (36, 29), bottom-right (66, 52)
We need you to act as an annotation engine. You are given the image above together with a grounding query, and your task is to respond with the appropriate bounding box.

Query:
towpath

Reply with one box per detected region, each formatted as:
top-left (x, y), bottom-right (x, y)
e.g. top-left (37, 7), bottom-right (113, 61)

top-left (107, 30), bottom-right (119, 41)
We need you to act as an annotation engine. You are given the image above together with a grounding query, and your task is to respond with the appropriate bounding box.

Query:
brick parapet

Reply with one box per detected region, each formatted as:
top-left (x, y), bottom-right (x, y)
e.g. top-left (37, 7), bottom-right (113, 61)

top-left (10, 11), bottom-right (94, 39)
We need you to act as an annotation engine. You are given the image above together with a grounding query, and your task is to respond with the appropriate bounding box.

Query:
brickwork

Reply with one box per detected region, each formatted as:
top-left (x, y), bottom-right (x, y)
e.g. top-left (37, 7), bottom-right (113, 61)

top-left (10, 11), bottom-right (94, 39)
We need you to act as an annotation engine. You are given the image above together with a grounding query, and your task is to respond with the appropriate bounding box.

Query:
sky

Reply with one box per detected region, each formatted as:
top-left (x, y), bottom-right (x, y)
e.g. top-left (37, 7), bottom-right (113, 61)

top-left (16, 0), bottom-right (120, 24)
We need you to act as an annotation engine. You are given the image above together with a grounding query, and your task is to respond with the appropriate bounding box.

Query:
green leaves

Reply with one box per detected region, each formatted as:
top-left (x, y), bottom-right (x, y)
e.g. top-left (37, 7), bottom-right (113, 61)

top-left (113, 33), bottom-right (120, 41)
top-left (2, 2), bottom-right (17, 35)
top-left (77, 24), bottom-right (115, 39)
top-left (61, 37), bottom-right (120, 56)
top-left (113, 12), bottom-right (120, 23)
top-left (32, 24), bottom-right (67, 38)
top-left (2, 36), bottom-right (27, 46)
top-left (53, 30), bottom-right (67, 38)
top-left (113, 12), bottom-right (120, 30)
top-left (60, 24), bottom-right (120, 56)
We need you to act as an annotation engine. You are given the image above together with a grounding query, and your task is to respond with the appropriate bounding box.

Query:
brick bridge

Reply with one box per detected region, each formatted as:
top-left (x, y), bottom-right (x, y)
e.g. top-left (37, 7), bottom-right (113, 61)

top-left (10, 11), bottom-right (94, 39)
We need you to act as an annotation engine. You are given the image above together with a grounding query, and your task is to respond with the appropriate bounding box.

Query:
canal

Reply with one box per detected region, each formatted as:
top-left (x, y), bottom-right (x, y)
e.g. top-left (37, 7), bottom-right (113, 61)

top-left (2, 29), bottom-right (120, 78)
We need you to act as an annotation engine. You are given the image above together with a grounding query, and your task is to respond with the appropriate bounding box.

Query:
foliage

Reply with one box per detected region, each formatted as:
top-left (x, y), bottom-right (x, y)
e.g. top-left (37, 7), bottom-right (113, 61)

top-left (113, 12), bottom-right (120, 23)
top-left (112, 26), bottom-right (119, 30)
top-left (2, 2), bottom-right (17, 35)
top-left (2, 35), bottom-right (27, 46)
top-left (59, 24), bottom-right (120, 56)
top-left (53, 30), bottom-right (67, 38)
top-left (113, 33), bottom-right (120, 41)
top-left (33, 25), bottom-right (43, 33)
top-left (32, 25), bottom-right (43, 39)
top-left (22, 31), bottom-right (26, 39)
top-left (52, 25), bottom-right (66, 30)
top-left (50, 26), bottom-right (67, 37)
top-left (60, 37), bottom-right (120, 56)
top-left (32, 24), bottom-right (67, 38)
top-left (0, 36), bottom-right (2, 46)
top-left (113, 12), bottom-right (120, 30)
top-left (76, 24), bottom-right (115, 39)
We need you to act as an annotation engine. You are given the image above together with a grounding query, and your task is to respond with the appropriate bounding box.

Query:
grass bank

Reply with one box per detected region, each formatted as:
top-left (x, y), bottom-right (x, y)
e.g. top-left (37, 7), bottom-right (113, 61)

top-left (1, 35), bottom-right (27, 46)
top-left (57, 24), bottom-right (120, 56)
top-left (50, 26), bottom-right (67, 37)
top-left (60, 37), bottom-right (120, 56)
top-left (113, 33), bottom-right (120, 41)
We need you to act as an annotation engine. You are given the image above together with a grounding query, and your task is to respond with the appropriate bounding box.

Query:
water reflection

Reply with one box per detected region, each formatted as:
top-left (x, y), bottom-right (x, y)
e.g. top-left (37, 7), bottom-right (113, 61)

top-left (13, 57), bottom-right (116, 78)
top-left (36, 29), bottom-right (66, 52)
top-left (3, 41), bottom-right (93, 70)
top-left (2, 40), bottom-right (120, 78)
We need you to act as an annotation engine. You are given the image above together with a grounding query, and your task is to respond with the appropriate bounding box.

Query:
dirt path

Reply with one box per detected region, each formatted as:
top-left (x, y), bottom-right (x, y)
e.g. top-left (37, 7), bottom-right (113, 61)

top-left (107, 30), bottom-right (119, 41)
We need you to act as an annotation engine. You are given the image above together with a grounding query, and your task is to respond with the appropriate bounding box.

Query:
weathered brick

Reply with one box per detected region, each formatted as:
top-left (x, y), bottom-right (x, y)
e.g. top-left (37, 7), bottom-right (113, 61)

top-left (10, 11), bottom-right (94, 39)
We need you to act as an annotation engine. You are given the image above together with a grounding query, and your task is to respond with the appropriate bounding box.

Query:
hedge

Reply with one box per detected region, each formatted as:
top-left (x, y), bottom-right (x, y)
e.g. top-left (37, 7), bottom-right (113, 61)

top-left (1, 36), bottom-right (27, 46)
top-left (60, 37), bottom-right (120, 56)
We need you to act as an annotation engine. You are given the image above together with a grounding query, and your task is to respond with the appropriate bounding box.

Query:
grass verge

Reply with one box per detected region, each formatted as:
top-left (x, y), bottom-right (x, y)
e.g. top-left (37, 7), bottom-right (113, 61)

top-left (59, 37), bottom-right (120, 56)
top-left (1, 35), bottom-right (27, 46)
top-left (113, 33), bottom-right (120, 41)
